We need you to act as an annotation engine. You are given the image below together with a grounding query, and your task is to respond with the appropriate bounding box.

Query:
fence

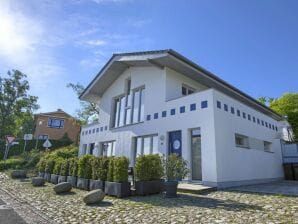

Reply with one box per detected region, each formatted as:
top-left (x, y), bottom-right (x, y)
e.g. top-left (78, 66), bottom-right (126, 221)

top-left (282, 143), bottom-right (298, 164)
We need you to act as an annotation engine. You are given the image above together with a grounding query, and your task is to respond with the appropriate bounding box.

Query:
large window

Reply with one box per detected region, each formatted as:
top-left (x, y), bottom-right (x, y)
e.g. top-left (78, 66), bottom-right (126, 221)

top-left (101, 141), bottom-right (116, 156)
top-left (135, 135), bottom-right (159, 157)
top-left (182, 84), bottom-right (195, 96)
top-left (113, 81), bottom-right (144, 128)
top-left (235, 134), bottom-right (249, 148)
top-left (48, 118), bottom-right (64, 128)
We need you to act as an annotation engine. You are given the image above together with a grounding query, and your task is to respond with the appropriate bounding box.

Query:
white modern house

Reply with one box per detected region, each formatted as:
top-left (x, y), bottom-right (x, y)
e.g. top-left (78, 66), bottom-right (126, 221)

top-left (79, 49), bottom-right (287, 188)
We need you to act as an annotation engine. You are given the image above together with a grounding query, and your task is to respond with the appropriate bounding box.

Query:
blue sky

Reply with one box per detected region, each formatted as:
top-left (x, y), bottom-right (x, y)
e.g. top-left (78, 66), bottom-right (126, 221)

top-left (0, 0), bottom-right (297, 116)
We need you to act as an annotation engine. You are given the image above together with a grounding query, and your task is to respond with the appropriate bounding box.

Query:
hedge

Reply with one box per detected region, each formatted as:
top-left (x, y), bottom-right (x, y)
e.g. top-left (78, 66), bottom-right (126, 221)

top-left (91, 156), bottom-right (109, 181)
top-left (77, 154), bottom-right (94, 179)
top-left (0, 157), bottom-right (25, 171)
top-left (60, 159), bottom-right (70, 176)
top-left (36, 156), bottom-right (47, 173)
top-left (135, 154), bottom-right (163, 181)
top-left (68, 158), bottom-right (78, 177)
top-left (112, 156), bottom-right (129, 183)
top-left (107, 157), bottom-right (114, 182)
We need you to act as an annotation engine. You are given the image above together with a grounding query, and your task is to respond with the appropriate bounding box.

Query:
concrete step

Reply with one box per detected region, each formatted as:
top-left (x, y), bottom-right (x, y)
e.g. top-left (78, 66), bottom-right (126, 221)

top-left (177, 183), bottom-right (216, 194)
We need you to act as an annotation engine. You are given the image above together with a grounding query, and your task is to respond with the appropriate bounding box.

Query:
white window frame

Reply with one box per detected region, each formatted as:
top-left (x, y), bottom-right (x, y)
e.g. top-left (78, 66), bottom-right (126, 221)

top-left (38, 134), bottom-right (48, 140)
top-left (135, 134), bottom-right (159, 157)
top-left (101, 141), bottom-right (116, 156)
top-left (182, 84), bottom-right (196, 96)
top-left (235, 134), bottom-right (249, 149)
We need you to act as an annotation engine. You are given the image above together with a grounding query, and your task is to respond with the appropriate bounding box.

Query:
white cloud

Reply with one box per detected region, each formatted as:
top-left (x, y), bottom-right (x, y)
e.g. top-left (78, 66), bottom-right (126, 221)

top-left (86, 39), bottom-right (107, 46)
top-left (92, 0), bottom-right (131, 4)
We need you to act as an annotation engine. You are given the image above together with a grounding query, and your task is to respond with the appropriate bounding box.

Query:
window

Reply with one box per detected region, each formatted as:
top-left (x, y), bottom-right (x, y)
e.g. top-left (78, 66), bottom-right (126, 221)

top-left (253, 116), bottom-right (256, 123)
top-left (180, 106), bottom-right (185, 113)
top-left (162, 111), bottom-right (167, 117)
top-left (237, 110), bottom-right (241, 116)
top-left (38, 134), bottom-right (48, 140)
top-left (146, 115), bottom-right (151, 121)
top-left (135, 135), bottom-right (159, 157)
top-left (182, 84), bottom-right (195, 96)
top-left (224, 104), bottom-right (228, 112)
top-left (154, 113), bottom-right (158, 119)
top-left (190, 103), bottom-right (196, 111)
top-left (102, 141), bottom-right (116, 156)
top-left (231, 107), bottom-right (235, 114)
top-left (113, 83), bottom-right (145, 128)
top-left (48, 118), bottom-right (64, 128)
top-left (201, 101), bottom-right (208, 108)
top-left (264, 141), bottom-right (272, 152)
top-left (96, 128), bottom-right (99, 133)
top-left (261, 120), bottom-right (264, 126)
top-left (235, 134), bottom-right (249, 148)
top-left (248, 114), bottom-right (251, 121)
top-left (170, 108), bottom-right (176, 115)
top-left (89, 143), bottom-right (95, 155)
top-left (82, 144), bottom-right (87, 155)
top-left (242, 112), bottom-right (246, 119)
top-left (217, 101), bottom-right (221, 109)
top-left (257, 118), bottom-right (260, 124)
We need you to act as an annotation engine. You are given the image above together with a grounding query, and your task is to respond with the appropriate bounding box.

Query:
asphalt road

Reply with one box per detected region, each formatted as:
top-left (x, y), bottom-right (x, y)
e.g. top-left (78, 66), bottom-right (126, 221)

top-left (0, 199), bottom-right (26, 224)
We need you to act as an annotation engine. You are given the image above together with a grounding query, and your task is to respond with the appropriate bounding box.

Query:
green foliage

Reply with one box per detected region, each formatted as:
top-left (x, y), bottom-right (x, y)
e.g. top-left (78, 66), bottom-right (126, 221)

top-left (68, 158), bottom-right (78, 177)
top-left (60, 159), bottom-right (70, 176)
top-left (77, 154), bottom-right (94, 179)
top-left (22, 149), bottom-right (43, 169)
top-left (0, 157), bottom-right (25, 171)
top-left (107, 157), bottom-right (114, 182)
top-left (53, 158), bottom-right (64, 175)
top-left (67, 82), bottom-right (99, 124)
top-left (44, 156), bottom-right (56, 174)
top-left (113, 156), bottom-right (129, 183)
top-left (53, 145), bottom-right (78, 159)
top-left (0, 70), bottom-right (39, 139)
top-left (135, 154), bottom-right (163, 181)
top-left (36, 156), bottom-right (47, 172)
top-left (163, 154), bottom-right (189, 181)
top-left (91, 156), bottom-right (109, 180)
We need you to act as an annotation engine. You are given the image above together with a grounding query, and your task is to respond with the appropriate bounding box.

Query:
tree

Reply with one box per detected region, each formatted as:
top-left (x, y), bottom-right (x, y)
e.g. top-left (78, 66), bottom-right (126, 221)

top-left (257, 96), bottom-right (275, 106)
top-left (67, 83), bottom-right (99, 124)
top-left (0, 70), bottom-right (39, 139)
top-left (270, 93), bottom-right (298, 141)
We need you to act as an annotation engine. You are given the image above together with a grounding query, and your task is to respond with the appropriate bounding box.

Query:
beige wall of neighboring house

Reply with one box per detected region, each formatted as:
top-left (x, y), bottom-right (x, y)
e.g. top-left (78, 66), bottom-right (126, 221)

top-left (33, 109), bottom-right (80, 143)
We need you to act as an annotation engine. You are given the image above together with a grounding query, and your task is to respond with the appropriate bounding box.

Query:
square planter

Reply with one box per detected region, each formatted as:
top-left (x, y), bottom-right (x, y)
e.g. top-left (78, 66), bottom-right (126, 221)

top-left (38, 172), bottom-right (45, 178)
top-left (50, 174), bottom-right (59, 184)
top-left (44, 173), bottom-right (51, 182)
top-left (105, 181), bottom-right (131, 198)
top-left (89, 179), bottom-right (105, 191)
top-left (135, 180), bottom-right (163, 196)
top-left (77, 178), bottom-right (89, 190)
top-left (67, 176), bottom-right (77, 187)
top-left (58, 175), bottom-right (67, 183)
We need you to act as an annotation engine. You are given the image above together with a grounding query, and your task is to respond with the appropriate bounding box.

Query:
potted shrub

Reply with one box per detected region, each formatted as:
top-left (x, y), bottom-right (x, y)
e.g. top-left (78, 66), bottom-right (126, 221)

top-left (89, 156), bottom-right (108, 191)
top-left (37, 157), bottom-right (46, 178)
top-left (67, 158), bottom-right (78, 187)
top-left (51, 159), bottom-right (64, 184)
top-left (163, 154), bottom-right (189, 198)
top-left (44, 157), bottom-right (55, 182)
top-left (58, 159), bottom-right (69, 183)
top-left (77, 154), bottom-right (93, 190)
top-left (105, 157), bottom-right (130, 198)
top-left (135, 154), bottom-right (164, 196)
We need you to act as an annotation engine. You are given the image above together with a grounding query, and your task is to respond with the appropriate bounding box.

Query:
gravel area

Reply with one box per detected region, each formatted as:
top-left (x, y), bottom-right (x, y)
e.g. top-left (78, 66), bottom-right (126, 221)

top-left (0, 173), bottom-right (297, 224)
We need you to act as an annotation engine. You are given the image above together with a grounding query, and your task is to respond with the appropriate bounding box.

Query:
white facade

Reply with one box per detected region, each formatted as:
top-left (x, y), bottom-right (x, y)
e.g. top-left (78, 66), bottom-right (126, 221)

top-left (79, 50), bottom-right (286, 188)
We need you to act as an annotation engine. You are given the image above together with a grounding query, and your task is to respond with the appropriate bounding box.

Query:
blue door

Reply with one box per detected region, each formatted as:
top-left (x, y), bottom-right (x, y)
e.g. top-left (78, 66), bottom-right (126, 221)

top-left (169, 130), bottom-right (182, 156)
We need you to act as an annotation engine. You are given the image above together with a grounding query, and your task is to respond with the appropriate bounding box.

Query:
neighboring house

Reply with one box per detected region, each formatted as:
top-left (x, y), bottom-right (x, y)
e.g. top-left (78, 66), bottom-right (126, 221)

top-left (79, 49), bottom-right (288, 188)
top-left (33, 109), bottom-right (80, 143)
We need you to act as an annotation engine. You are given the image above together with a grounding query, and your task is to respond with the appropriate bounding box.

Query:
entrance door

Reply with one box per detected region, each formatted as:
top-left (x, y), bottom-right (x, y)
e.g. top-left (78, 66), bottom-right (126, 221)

top-left (191, 129), bottom-right (202, 181)
top-left (169, 130), bottom-right (182, 156)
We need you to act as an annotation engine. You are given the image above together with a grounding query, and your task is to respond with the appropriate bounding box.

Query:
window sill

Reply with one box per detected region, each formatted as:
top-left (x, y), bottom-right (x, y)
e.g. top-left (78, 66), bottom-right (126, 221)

top-left (264, 150), bottom-right (274, 153)
top-left (110, 121), bottom-right (144, 130)
top-left (235, 145), bottom-right (250, 149)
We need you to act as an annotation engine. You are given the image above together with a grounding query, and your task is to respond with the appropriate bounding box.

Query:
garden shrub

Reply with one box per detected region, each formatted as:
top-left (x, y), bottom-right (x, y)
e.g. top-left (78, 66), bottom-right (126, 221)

top-left (0, 157), bottom-right (25, 171)
top-left (135, 154), bottom-right (163, 181)
top-left (60, 159), bottom-right (70, 176)
top-left (53, 158), bottom-right (64, 175)
top-left (36, 157), bottom-right (47, 173)
top-left (68, 158), bottom-right (78, 177)
top-left (53, 145), bottom-right (78, 159)
top-left (107, 157), bottom-right (114, 182)
top-left (113, 156), bottom-right (129, 183)
top-left (91, 156), bottom-right (109, 180)
top-left (163, 154), bottom-right (189, 181)
top-left (77, 154), bottom-right (94, 179)
top-left (45, 156), bottom-right (56, 174)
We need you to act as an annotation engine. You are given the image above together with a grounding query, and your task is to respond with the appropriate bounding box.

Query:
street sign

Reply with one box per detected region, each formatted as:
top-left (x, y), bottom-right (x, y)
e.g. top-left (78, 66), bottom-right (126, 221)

top-left (24, 134), bottom-right (33, 140)
top-left (12, 142), bottom-right (19, 145)
top-left (43, 139), bottom-right (52, 149)
top-left (5, 135), bottom-right (15, 144)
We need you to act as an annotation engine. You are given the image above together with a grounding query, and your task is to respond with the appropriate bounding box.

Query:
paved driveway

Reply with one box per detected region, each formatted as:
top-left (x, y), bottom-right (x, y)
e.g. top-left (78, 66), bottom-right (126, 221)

top-left (230, 181), bottom-right (298, 196)
top-left (0, 199), bottom-right (26, 224)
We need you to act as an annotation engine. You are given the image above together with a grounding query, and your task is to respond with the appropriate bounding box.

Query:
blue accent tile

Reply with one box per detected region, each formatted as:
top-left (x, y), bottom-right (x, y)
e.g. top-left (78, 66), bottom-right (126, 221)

top-left (217, 101), bottom-right (221, 109)
top-left (154, 113), bottom-right (158, 119)
top-left (180, 106), bottom-right (185, 113)
top-left (92, 129), bottom-right (95, 133)
top-left (105, 126), bottom-right (108, 130)
top-left (261, 120), bottom-right (264, 126)
top-left (257, 118), bottom-right (260, 124)
top-left (248, 114), bottom-right (251, 121)
top-left (89, 130), bottom-right (91, 134)
top-left (146, 115), bottom-right (151, 121)
top-left (275, 126), bottom-right (278, 131)
top-left (96, 128), bottom-right (99, 133)
top-left (190, 103), bottom-right (196, 111)
top-left (170, 109), bottom-right (176, 115)
top-left (231, 107), bottom-right (235, 114)
top-left (100, 127), bottom-right (103, 132)
top-left (269, 123), bottom-right (271, 129)
top-left (253, 116), bottom-right (256, 123)
top-left (237, 110), bottom-right (241, 116)
top-left (265, 122), bottom-right (268, 127)
top-left (162, 111), bottom-right (167, 117)
top-left (201, 100), bottom-right (208, 108)
top-left (242, 112), bottom-right (246, 119)
top-left (224, 104), bottom-right (228, 112)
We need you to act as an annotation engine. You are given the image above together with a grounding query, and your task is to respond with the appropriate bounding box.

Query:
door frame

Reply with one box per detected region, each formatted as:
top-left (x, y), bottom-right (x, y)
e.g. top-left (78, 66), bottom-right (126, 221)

top-left (190, 128), bottom-right (202, 182)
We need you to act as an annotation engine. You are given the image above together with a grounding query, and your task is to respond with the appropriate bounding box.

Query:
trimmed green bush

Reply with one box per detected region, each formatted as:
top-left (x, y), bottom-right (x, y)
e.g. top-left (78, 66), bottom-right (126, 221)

top-left (163, 154), bottom-right (189, 181)
top-left (135, 154), bottom-right (163, 181)
top-left (107, 157), bottom-right (114, 182)
top-left (53, 158), bottom-right (64, 175)
top-left (0, 157), bottom-right (25, 171)
top-left (54, 145), bottom-right (78, 159)
top-left (60, 159), bottom-right (70, 176)
top-left (44, 157), bottom-right (55, 174)
top-left (77, 154), bottom-right (94, 179)
top-left (113, 157), bottom-right (129, 183)
top-left (91, 156), bottom-right (109, 180)
top-left (68, 158), bottom-right (78, 177)
top-left (36, 157), bottom-right (47, 173)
